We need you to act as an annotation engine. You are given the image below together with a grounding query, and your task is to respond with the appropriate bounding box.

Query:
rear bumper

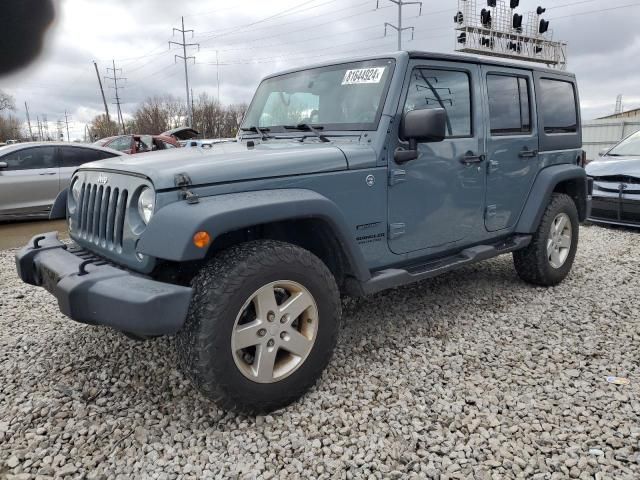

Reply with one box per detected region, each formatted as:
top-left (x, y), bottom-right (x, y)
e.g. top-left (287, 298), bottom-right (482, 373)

top-left (15, 232), bottom-right (192, 336)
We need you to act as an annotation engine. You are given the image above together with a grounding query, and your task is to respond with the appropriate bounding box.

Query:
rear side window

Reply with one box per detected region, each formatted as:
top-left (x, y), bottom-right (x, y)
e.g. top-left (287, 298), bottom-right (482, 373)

top-left (404, 68), bottom-right (472, 137)
top-left (1, 146), bottom-right (57, 171)
top-left (487, 75), bottom-right (531, 135)
top-left (61, 147), bottom-right (116, 167)
top-left (539, 79), bottom-right (577, 133)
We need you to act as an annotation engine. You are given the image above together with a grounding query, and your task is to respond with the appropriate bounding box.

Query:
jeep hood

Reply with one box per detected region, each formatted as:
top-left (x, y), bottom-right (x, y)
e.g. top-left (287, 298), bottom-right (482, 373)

top-left (82, 141), bottom-right (359, 190)
top-left (587, 156), bottom-right (640, 179)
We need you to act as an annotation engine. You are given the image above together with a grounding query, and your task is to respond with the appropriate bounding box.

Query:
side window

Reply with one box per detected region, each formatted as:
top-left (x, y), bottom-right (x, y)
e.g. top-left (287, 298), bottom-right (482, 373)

top-left (404, 68), bottom-right (472, 137)
top-left (164, 142), bottom-right (176, 149)
top-left (539, 79), bottom-right (577, 133)
top-left (487, 74), bottom-right (532, 135)
top-left (61, 147), bottom-right (115, 167)
top-left (1, 147), bottom-right (57, 171)
top-left (108, 136), bottom-right (133, 152)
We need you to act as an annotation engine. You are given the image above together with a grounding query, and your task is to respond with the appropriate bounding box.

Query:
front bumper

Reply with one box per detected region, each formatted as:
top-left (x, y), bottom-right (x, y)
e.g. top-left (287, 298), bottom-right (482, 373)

top-left (588, 185), bottom-right (640, 228)
top-left (15, 232), bottom-right (193, 336)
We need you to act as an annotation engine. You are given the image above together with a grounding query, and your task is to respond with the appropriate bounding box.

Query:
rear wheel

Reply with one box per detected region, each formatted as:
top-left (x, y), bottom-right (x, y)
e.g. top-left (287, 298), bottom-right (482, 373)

top-left (176, 240), bottom-right (341, 413)
top-left (513, 193), bottom-right (579, 286)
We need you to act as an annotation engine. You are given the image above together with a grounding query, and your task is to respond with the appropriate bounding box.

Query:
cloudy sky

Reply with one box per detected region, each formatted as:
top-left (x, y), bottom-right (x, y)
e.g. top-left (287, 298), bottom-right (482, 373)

top-left (1, 0), bottom-right (639, 140)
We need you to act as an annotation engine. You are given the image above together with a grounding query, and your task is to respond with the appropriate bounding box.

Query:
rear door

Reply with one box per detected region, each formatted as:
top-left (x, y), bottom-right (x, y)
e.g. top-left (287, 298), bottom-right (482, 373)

top-left (482, 66), bottom-right (539, 231)
top-left (0, 146), bottom-right (59, 217)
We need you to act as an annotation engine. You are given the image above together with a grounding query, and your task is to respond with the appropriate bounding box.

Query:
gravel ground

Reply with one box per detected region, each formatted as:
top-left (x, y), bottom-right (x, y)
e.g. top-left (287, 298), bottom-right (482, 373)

top-left (1, 225), bottom-right (639, 479)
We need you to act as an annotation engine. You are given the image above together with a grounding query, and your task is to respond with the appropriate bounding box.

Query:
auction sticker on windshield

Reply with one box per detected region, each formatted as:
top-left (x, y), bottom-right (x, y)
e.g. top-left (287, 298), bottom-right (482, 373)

top-left (342, 67), bottom-right (386, 85)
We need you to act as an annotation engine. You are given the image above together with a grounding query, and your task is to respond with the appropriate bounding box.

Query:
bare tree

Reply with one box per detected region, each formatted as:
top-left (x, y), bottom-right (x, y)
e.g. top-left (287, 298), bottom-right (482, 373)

top-left (0, 114), bottom-right (24, 141)
top-left (89, 114), bottom-right (119, 140)
top-left (0, 90), bottom-right (16, 112)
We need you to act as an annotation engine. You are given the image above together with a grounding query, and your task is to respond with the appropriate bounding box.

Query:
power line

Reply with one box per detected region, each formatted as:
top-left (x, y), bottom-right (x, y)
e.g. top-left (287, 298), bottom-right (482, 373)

top-left (170, 16), bottom-right (199, 127)
top-left (197, 0), bottom-right (325, 42)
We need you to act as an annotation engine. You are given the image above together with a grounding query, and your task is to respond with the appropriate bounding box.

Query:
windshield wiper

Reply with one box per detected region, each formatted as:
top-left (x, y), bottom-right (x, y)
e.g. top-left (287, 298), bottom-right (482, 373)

top-left (240, 126), bottom-right (272, 140)
top-left (283, 124), bottom-right (330, 143)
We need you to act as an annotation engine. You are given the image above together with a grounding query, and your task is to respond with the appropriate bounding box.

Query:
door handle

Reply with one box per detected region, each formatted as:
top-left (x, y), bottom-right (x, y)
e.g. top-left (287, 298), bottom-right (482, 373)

top-left (39, 172), bottom-right (57, 176)
top-left (460, 152), bottom-right (485, 164)
top-left (519, 148), bottom-right (538, 158)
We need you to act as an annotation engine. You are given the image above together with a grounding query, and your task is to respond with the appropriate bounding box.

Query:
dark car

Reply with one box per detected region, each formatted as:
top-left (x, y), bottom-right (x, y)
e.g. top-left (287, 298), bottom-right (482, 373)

top-left (95, 127), bottom-right (199, 154)
top-left (586, 130), bottom-right (640, 227)
top-left (0, 142), bottom-right (123, 220)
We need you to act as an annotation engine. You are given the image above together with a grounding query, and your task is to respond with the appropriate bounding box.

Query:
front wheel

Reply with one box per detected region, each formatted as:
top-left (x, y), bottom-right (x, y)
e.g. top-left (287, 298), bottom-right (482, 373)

top-left (176, 240), bottom-right (341, 414)
top-left (513, 193), bottom-right (579, 286)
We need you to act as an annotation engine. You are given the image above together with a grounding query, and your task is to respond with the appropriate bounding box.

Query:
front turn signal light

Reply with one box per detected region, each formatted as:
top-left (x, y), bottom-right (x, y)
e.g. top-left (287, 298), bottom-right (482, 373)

top-left (193, 231), bottom-right (212, 249)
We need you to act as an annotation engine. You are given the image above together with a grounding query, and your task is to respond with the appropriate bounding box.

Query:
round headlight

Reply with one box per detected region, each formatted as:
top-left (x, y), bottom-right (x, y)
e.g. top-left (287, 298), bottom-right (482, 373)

top-left (137, 187), bottom-right (155, 225)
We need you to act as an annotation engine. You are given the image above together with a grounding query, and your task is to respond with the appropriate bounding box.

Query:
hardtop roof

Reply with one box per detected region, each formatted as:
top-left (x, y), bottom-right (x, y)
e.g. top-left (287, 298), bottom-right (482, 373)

top-left (263, 50), bottom-right (575, 80)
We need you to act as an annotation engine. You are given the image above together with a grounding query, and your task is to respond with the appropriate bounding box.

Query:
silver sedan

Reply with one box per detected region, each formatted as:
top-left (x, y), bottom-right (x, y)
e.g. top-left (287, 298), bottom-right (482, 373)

top-left (0, 142), bottom-right (124, 221)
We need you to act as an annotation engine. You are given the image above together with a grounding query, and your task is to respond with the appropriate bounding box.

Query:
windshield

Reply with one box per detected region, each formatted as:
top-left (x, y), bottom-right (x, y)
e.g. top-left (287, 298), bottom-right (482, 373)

top-left (607, 130), bottom-right (640, 157)
top-left (242, 59), bottom-right (395, 133)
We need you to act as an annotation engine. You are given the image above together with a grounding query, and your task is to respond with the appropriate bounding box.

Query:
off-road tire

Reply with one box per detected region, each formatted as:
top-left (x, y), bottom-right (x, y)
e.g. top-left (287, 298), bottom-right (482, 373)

top-left (176, 240), bottom-right (341, 414)
top-left (513, 193), bottom-right (579, 286)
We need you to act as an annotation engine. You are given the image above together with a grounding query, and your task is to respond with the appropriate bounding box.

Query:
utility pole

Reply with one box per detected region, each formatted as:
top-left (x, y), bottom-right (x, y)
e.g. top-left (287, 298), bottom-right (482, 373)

top-left (64, 110), bottom-right (71, 142)
top-left (36, 116), bottom-right (43, 141)
top-left (42, 115), bottom-right (50, 141)
top-left (106, 60), bottom-right (126, 134)
top-left (24, 102), bottom-right (34, 141)
top-left (93, 61), bottom-right (111, 123)
top-left (170, 17), bottom-right (199, 127)
top-left (56, 119), bottom-right (64, 141)
top-left (377, 0), bottom-right (423, 50)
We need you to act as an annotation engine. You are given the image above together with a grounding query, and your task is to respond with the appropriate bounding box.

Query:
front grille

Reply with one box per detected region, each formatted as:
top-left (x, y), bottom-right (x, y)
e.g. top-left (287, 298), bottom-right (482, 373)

top-left (76, 182), bottom-right (129, 252)
top-left (595, 175), bottom-right (640, 184)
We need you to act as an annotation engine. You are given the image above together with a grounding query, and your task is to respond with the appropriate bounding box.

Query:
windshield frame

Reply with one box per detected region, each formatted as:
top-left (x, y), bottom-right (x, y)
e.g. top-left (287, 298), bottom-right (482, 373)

top-left (241, 58), bottom-right (396, 134)
top-left (607, 130), bottom-right (640, 157)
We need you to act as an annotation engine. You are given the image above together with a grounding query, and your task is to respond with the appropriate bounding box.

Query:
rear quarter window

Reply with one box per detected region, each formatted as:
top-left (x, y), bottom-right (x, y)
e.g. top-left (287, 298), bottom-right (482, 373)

top-left (539, 79), bottom-right (578, 134)
top-left (535, 73), bottom-right (581, 151)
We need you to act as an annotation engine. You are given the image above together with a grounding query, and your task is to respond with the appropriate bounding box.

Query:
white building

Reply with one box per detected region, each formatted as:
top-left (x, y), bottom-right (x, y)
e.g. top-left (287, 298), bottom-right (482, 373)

top-left (582, 108), bottom-right (640, 160)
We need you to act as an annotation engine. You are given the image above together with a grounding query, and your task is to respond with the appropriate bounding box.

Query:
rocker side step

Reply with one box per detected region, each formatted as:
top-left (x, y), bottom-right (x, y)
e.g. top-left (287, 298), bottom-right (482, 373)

top-left (362, 235), bottom-right (531, 295)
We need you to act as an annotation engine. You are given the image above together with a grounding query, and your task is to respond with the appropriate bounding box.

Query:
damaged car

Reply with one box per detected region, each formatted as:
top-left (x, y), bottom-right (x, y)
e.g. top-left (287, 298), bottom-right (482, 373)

top-left (587, 130), bottom-right (640, 227)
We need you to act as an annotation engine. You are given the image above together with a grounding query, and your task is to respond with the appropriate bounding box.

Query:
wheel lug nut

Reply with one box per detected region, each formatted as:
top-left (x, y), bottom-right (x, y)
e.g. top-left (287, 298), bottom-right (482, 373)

top-left (280, 332), bottom-right (287, 339)
top-left (267, 339), bottom-right (275, 347)
top-left (267, 312), bottom-right (275, 322)
top-left (257, 329), bottom-right (266, 337)
top-left (280, 315), bottom-right (288, 324)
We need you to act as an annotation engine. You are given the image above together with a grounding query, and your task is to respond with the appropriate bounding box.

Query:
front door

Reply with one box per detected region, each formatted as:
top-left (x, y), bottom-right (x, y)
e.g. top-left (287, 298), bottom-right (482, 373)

top-left (0, 146), bottom-right (59, 217)
top-left (482, 66), bottom-right (539, 231)
top-left (388, 61), bottom-right (486, 254)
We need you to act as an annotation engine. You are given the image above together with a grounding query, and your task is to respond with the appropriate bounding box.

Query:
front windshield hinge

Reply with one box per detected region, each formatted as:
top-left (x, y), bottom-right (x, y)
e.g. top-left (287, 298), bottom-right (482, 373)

top-left (174, 173), bottom-right (200, 204)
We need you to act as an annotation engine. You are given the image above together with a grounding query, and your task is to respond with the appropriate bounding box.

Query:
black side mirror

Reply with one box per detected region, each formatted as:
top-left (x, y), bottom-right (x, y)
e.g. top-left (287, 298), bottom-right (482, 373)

top-left (396, 108), bottom-right (447, 164)
top-left (0, 161), bottom-right (8, 169)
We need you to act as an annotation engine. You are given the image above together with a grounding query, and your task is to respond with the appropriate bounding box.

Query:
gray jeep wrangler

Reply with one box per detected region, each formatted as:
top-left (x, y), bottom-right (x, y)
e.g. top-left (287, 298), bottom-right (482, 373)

top-left (16, 51), bottom-right (590, 413)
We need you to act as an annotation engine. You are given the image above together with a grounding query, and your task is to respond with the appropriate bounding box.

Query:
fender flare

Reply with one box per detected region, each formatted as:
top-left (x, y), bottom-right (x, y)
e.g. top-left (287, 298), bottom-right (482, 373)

top-left (49, 188), bottom-right (68, 220)
top-left (137, 189), bottom-right (371, 281)
top-left (515, 164), bottom-right (587, 233)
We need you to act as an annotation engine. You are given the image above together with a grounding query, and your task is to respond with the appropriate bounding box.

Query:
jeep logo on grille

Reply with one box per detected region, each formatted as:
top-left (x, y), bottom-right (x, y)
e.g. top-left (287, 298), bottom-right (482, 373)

top-left (97, 174), bottom-right (109, 185)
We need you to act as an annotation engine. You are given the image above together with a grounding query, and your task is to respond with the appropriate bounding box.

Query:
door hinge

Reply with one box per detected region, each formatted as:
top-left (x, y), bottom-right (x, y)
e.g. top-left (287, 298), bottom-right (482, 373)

top-left (486, 205), bottom-right (497, 218)
top-left (389, 223), bottom-right (406, 239)
top-left (388, 169), bottom-right (406, 186)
